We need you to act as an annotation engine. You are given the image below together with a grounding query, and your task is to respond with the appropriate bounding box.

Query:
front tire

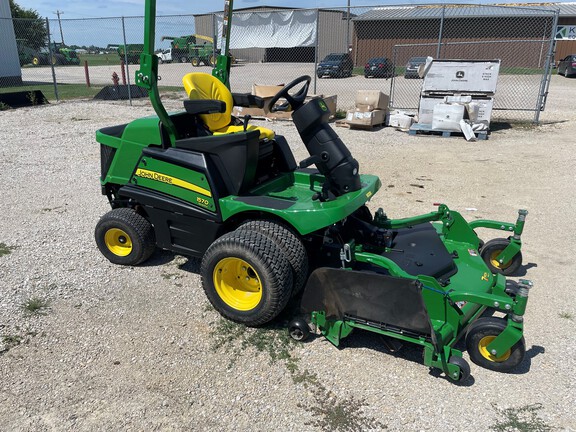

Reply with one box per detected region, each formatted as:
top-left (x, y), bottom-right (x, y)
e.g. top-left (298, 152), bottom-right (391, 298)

top-left (191, 57), bottom-right (200, 67)
top-left (480, 238), bottom-right (522, 276)
top-left (201, 230), bottom-right (293, 326)
top-left (95, 208), bottom-right (156, 266)
top-left (237, 220), bottom-right (308, 295)
top-left (466, 317), bottom-right (526, 372)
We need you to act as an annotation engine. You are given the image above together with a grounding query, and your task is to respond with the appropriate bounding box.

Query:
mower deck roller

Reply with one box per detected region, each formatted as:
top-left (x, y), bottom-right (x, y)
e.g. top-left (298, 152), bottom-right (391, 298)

top-left (95, 0), bottom-right (532, 382)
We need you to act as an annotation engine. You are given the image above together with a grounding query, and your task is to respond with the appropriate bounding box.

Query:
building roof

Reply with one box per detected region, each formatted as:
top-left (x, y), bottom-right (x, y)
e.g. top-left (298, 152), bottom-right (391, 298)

top-left (353, 3), bottom-right (574, 21)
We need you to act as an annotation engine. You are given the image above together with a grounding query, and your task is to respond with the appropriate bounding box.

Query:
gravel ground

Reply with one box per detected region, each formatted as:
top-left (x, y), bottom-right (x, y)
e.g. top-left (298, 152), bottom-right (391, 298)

top-left (1, 75), bottom-right (575, 431)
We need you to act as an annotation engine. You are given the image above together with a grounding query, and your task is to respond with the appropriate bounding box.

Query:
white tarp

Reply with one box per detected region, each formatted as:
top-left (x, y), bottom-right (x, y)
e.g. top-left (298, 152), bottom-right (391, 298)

top-left (216, 10), bottom-right (317, 49)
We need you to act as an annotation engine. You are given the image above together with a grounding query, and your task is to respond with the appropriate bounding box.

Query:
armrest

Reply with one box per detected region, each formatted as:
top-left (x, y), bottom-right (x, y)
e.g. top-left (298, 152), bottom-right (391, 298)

top-left (183, 99), bottom-right (226, 116)
top-left (232, 92), bottom-right (267, 108)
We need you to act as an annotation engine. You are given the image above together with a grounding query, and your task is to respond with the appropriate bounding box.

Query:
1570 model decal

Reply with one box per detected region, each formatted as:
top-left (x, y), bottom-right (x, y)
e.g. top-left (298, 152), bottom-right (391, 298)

top-left (135, 168), bottom-right (212, 197)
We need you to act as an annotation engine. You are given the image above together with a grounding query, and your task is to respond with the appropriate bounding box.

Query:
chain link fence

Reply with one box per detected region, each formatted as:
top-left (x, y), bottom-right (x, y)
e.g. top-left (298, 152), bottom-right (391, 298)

top-left (0, 4), bottom-right (559, 122)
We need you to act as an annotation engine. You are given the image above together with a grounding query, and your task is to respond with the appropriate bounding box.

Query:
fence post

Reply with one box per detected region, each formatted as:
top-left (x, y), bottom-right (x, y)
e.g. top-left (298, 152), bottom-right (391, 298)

top-left (313, 9), bottom-right (320, 95)
top-left (45, 18), bottom-right (59, 102)
top-left (121, 16), bottom-right (133, 106)
top-left (436, 5), bottom-right (445, 59)
top-left (534, 10), bottom-right (560, 124)
top-left (212, 13), bottom-right (218, 62)
top-left (84, 60), bottom-right (91, 87)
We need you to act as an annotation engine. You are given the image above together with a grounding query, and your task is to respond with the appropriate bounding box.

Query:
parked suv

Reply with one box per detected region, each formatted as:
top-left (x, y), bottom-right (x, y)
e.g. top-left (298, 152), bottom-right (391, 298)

top-left (317, 53), bottom-right (354, 78)
top-left (404, 56), bottom-right (427, 79)
top-left (557, 54), bottom-right (576, 77)
top-left (364, 57), bottom-right (395, 78)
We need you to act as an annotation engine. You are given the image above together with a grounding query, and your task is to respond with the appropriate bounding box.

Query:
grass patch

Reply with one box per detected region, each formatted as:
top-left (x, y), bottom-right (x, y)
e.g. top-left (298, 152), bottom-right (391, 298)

top-left (22, 297), bottom-right (50, 315)
top-left (0, 243), bottom-right (17, 257)
top-left (558, 311), bottom-right (573, 321)
top-left (0, 101), bottom-right (10, 111)
top-left (78, 53), bottom-right (124, 66)
top-left (209, 314), bottom-right (386, 430)
top-left (491, 403), bottom-right (552, 432)
top-left (1, 334), bottom-right (23, 352)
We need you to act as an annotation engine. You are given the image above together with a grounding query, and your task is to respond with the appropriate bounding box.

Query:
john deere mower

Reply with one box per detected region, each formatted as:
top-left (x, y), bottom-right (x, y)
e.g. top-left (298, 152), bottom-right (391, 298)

top-left (95, 0), bottom-right (531, 381)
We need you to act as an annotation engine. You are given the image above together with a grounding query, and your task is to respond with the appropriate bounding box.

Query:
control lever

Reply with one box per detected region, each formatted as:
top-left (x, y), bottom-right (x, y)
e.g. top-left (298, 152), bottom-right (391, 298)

top-left (243, 114), bottom-right (252, 131)
top-left (299, 151), bottom-right (330, 169)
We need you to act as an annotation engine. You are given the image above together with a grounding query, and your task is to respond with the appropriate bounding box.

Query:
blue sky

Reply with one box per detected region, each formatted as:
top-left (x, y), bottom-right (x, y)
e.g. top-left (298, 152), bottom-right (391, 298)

top-left (15, 0), bottom-right (559, 19)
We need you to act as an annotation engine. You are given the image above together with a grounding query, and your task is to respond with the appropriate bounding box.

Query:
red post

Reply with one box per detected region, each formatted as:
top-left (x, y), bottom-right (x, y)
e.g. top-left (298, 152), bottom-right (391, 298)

top-left (84, 60), bottom-right (91, 88)
top-left (120, 60), bottom-right (127, 85)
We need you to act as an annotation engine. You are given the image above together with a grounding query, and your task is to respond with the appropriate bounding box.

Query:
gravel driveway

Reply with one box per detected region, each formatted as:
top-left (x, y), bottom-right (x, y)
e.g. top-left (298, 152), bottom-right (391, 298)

top-left (1, 75), bottom-right (575, 431)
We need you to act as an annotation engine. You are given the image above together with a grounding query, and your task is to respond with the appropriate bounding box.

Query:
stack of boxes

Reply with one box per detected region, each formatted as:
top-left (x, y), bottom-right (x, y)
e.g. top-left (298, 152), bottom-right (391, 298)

top-left (417, 60), bottom-right (500, 132)
top-left (344, 90), bottom-right (388, 128)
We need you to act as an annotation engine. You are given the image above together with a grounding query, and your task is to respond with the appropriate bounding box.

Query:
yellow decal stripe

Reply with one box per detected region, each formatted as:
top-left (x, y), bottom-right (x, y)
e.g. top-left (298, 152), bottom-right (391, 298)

top-left (135, 169), bottom-right (212, 197)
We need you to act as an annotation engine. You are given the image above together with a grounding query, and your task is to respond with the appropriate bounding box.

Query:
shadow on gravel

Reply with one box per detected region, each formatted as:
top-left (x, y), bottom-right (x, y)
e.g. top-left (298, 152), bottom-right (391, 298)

top-left (510, 345), bottom-right (545, 375)
top-left (515, 262), bottom-right (537, 277)
top-left (140, 249), bottom-right (179, 267)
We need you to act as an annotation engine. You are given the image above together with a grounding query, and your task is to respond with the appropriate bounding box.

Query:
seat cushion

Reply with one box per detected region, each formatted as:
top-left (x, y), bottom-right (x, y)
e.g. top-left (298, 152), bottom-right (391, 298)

top-left (183, 73), bottom-right (233, 131)
top-left (213, 124), bottom-right (275, 141)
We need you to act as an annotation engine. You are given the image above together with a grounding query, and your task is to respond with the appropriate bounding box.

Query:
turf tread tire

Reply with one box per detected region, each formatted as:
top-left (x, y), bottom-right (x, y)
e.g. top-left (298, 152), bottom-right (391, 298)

top-left (95, 207), bottom-right (155, 266)
top-left (201, 230), bottom-right (293, 326)
top-left (237, 220), bottom-right (308, 295)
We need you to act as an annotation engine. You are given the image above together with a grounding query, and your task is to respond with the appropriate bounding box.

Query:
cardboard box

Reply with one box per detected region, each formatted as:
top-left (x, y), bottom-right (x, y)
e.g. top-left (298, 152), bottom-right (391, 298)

top-left (387, 110), bottom-right (414, 129)
top-left (422, 60), bottom-right (500, 95)
top-left (355, 90), bottom-right (389, 110)
top-left (418, 96), bottom-right (494, 126)
top-left (345, 108), bottom-right (386, 127)
top-left (432, 104), bottom-right (465, 131)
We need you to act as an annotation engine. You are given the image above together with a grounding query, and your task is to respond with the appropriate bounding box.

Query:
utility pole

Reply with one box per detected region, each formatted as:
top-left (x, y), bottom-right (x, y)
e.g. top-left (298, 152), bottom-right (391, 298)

top-left (54, 10), bottom-right (65, 44)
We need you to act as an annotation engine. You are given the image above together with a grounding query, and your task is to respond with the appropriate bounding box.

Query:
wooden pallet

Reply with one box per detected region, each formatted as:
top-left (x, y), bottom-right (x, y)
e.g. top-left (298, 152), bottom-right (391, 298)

top-left (335, 119), bottom-right (385, 130)
top-left (408, 123), bottom-right (488, 140)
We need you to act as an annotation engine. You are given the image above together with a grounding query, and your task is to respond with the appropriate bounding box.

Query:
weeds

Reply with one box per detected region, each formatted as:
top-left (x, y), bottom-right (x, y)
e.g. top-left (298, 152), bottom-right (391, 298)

top-left (558, 311), bottom-right (573, 321)
top-left (27, 91), bottom-right (38, 106)
top-left (1, 334), bottom-right (23, 351)
top-left (209, 315), bottom-right (386, 430)
top-left (22, 297), bottom-right (50, 315)
top-left (0, 102), bottom-right (10, 111)
top-left (0, 242), bottom-right (17, 257)
top-left (334, 109), bottom-right (347, 119)
top-left (491, 403), bottom-right (553, 432)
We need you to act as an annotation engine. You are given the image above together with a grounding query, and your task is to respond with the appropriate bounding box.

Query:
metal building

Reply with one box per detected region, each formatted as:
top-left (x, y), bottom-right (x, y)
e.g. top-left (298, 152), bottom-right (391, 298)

top-left (0, 0), bottom-right (22, 86)
top-left (351, 3), bottom-right (576, 68)
top-left (194, 6), bottom-right (351, 63)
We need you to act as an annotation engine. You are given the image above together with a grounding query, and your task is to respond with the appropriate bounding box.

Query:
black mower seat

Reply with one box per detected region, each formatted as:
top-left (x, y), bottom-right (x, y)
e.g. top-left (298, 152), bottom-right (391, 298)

top-left (381, 223), bottom-right (457, 282)
top-left (182, 73), bottom-right (275, 141)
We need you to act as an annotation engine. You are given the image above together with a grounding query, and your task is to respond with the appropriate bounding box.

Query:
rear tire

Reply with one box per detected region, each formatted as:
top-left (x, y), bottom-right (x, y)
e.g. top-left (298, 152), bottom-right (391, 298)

top-left (180, 56), bottom-right (188, 63)
top-left (95, 208), bottom-right (156, 266)
top-left (466, 317), bottom-right (526, 372)
top-left (201, 230), bottom-right (293, 326)
top-left (191, 57), bottom-right (200, 67)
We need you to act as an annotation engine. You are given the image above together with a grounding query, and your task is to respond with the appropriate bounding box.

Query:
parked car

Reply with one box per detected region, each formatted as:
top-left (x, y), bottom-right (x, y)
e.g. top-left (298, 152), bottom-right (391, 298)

top-left (156, 48), bottom-right (172, 63)
top-left (364, 57), bottom-right (395, 78)
top-left (404, 56), bottom-right (427, 79)
top-left (317, 53), bottom-right (354, 78)
top-left (557, 54), bottom-right (576, 77)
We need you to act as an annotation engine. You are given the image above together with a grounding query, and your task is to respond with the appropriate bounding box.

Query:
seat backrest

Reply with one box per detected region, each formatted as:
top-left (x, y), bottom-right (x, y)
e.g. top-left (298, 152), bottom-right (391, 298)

top-left (182, 73), bottom-right (233, 131)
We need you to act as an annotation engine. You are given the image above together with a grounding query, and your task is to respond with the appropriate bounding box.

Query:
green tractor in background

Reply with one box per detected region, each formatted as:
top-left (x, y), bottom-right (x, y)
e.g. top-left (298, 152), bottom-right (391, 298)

top-left (94, 0), bottom-right (532, 382)
top-left (50, 42), bottom-right (80, 66)
top-left (161, 34), bottom-right (234, 67)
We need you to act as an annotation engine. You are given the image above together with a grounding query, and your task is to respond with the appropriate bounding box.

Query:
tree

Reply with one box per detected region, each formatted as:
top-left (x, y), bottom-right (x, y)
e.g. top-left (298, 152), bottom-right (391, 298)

top-left (9, 0), bottom-right (48, 50)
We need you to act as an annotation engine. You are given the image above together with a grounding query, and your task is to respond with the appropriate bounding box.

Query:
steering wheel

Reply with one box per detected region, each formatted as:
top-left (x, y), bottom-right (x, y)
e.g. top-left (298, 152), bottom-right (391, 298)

top-left (268, 75), bottom-right (311, 113)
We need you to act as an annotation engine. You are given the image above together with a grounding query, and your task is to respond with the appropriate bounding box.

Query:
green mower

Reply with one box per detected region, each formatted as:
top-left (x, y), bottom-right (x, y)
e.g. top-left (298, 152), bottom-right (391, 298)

top-left (95, 0), bottom-right (531, 382)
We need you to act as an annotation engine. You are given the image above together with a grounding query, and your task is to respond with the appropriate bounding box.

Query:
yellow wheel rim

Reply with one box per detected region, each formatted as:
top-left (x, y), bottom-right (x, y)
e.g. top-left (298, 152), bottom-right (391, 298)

top-left (213, 257), bottom-right (262, 311)
top-left (32, 57), bottom-right (39, 66)
top-left (478, 336), bottom-right (511, 362)
top-left (192, 59), bottom-right (198, 66)
top-left (104, 228), bottom-right (133, 257)
top-left (489, 250), bottom-right (510, 269)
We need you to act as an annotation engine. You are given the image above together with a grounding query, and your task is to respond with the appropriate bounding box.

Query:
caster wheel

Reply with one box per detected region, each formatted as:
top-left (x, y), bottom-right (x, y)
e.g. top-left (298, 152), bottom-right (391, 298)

top-left (288, 318), bottom-right (310, 342)
top-left (480, 238), bottom-right (522, 276)
top-left (448, 355), bottom-right (470, 382)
